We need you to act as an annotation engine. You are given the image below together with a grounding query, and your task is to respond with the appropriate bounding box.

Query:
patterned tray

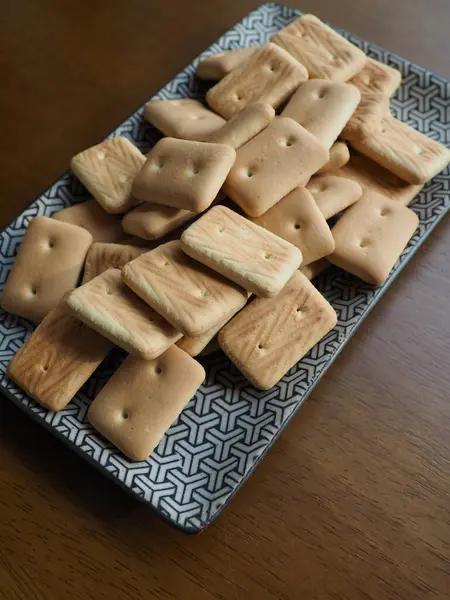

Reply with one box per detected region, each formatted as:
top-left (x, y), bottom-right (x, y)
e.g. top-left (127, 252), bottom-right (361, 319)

top-left (1, 2), bottom-right (449, 533)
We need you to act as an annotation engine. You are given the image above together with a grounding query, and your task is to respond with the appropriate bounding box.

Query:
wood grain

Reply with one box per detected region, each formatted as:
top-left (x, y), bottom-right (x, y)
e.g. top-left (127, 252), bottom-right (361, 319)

top-left (1, 1), bottom-right (450, 598)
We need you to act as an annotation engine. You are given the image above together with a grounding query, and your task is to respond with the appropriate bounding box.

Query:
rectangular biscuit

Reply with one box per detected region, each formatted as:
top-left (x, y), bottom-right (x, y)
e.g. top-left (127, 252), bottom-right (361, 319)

top-left (70, 137), bottom-right (145, 214)
top-left (317, 141), bottom-right (350, 173)
top-left (300, 258), bottom-right (330, 281)
top-left (218, 271), bottom-right (337, 390)
top-left (67, 268), bottom-right (182, 359)
top-left (250, 187), bottom-right (335, 266)
top-left (1, 217), bottom-right (92, 323)
top-left (341, 91), bottom-right (390, 141)
top-left (328, 191), bottom-right (419, 285)
top-left (121, 202), bottom-right (195, 241)
top-left (143, 99), bottom-right (226, 141)
top-left (349, 114), bottom-right (450, 184)
top-left (132, 138), bottom-right (235, 213)
top-left (349, 58), bottom-right (401, 97)
top-left (206, 102), bottom-right (275, 149)
top-left (7, 299), bottom-right (111, 412)
top-left (88, 348), bottom-right (205, 461)
top-left (224, 117), bottom-right (329, 217)
top-left (306, 174), bottom-right (363, 219)
top-left (52, 199), bottom-right (125, 243)
top-left (337, 152), bottom-right (423, 205)
top-left (272, 14), bottom-right (367, 82)
top-left (281, 79), bottom-right (361, 148)
top-left (206, 43), bottom-right (308, 119)
top-left (180, 205), bottom-right (303, 297)
top-left (196, 47), bottom-right (257, 80)
top-left (122, 240), bottom-right (248, 336)
top-left (82, 243), bottom-right (147, 284)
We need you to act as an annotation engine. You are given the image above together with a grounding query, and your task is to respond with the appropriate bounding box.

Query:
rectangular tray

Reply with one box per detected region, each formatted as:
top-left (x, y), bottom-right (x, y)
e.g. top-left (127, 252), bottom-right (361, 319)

top-left (1, 2), bottom-right (449, 533)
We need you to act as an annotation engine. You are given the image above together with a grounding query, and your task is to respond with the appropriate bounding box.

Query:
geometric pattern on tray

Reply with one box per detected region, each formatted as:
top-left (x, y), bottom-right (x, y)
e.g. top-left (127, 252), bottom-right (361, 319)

top-left (0, 2), bottom-right (449, 532)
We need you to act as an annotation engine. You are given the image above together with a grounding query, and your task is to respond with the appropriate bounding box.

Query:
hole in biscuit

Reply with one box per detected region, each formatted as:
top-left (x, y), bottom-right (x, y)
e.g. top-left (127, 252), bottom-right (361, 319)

top-left (269, 64), bottom-right (278, 72)
top-left (413, 145), bottom-right (424, 155)
top-left (218, 226), bottom-right (225, 233)
top-left (263, 252), bottom-right (272, 260)
top-left (97, 151), bottom-right (106, 161)
top-left (317, 89), bottom-right (327, 99)
top-left (294, 223), bottom-right (301, 230)
top-left (200, 290), bottom-right (209, 297)
top-left (191, 165), bottom-right (201, 175)
top-left (31, 286), bottom-right (37, 295)
top-left (156, 157), bottom-right (165, 168)
top-left (296, 308), bottom-right (303, 316)
top-left (48, 239), bottom-right (55, 249)
top-left (156, 366), bottom-right (162, 375)
top-left (359, 239), bottom-right (369, 248)
top-left (380, 208), bottom-right (391, 217)
top-left (105, 289), bottom-right (113, 295)
top-left (164, 261), bottom-right (170, 267)
top-left (285, 137), bottom-right (295, 147)
top-left (42, 364), bottom-right (49, 372)
top-left (257, 343), bottom-right (267, 350)
top-left (119, 175), bottom-right (129, 183)
top-left (235, 93), bottom-right (242, 101)
top-left (379, 127), bottom-right (386, 133)
top-left (246, 168), bottom-right (254, 177)
top-left (122, 411), bottom-right (129, 420)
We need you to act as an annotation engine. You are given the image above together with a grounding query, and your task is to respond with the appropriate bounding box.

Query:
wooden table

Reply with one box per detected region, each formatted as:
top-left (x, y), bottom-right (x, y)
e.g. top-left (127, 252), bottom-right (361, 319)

top-left (1, 1), bottom-right (450, 598)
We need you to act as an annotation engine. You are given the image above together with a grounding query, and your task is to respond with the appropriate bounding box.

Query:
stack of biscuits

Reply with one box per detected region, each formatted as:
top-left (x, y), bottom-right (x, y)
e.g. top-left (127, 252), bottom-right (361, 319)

top-left (2, 14), bottom-right (449, 462)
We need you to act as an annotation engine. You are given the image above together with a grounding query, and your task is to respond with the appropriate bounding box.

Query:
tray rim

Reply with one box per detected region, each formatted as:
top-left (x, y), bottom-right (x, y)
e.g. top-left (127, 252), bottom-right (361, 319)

top-left (1, 1), bottom-right (449, 533)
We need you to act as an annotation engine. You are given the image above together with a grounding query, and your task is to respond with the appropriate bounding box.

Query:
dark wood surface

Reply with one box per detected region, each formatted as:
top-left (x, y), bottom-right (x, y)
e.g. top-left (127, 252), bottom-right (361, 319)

top-left (1, 1), bottom-right (450, 598)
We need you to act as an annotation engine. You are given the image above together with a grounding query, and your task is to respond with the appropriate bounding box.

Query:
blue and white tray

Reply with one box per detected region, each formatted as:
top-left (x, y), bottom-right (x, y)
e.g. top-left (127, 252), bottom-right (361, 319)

top-left (1, 3), bottom-right (449, 533)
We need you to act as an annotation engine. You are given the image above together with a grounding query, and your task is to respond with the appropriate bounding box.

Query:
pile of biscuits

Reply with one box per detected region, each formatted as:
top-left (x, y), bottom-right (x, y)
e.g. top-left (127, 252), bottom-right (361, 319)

top-left (2, 14), bottom-right (449, 462)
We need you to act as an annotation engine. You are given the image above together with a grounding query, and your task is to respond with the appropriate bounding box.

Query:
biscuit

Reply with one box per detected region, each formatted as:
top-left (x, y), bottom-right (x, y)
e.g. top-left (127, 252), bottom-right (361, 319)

top-left (337, 152), bottom-right (422, 205)
top-left (7, 299), bottom-right (111, 412)
top-left (224, 117), bottom-right (329, 217)
top-left (300, 258), bottom-right (330, 280)
top-left (52, 199), bottom-right (124, 243)
top-left (132, 138), bottom-right (235, 213)
top-left (272, 14), bottom-right (367, 82)
top-left (122, 240), bottom-right (248, 336)
top-left (218, 271), bottom-right (337, 389)
top-left (328, 191), bottom-right (419, 285)
top-left (341, 91), bottom-right (390, 141)
top-left (281, 79), bottom-right (361, 148)
top-left (1, 217), bottom-right (92, 323)
top-left (206, 43), bottom-right (308, 119)
top-left (143, 99), bottom-right (226, 141)
top-left (307, 174), bottom-right (363, 219)
top-left (67, 268), bottom-right (182, 359)
top-left (317, 141), bottom-right (350, 173)
top-left (88, 347), bottom-right (205, 461)
top-left (71, 137), bottom-right (145, 214)
top-left (180, 205), bottom-right (302, 297)
top-left (349, 58), bottom-right (401, 97)
top-left (206, 102), bottom-right (275, 149)
top-left (349, 114), bottom-right (450, 184)
top-left (196, 47), bottom-right (256, 80)
top-left (176, 314), bottom-right (233, 357)
top-left (121, 202), bottom-right (195, 241)
top-left (82, 243), bottom-right (147, 284)
top-left (250, 187), bottom-right (335, 266)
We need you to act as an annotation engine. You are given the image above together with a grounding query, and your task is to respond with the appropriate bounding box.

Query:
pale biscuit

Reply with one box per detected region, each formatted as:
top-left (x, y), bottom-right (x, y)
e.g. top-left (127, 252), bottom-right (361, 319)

top-left (70, 137), bottom-right (145, 214)
top-left (300, 258), bottom-right (330, 280)
top-left (88, 348), bottom-right (205, 461)
top-left (281, 79), bottom-right (361, 148)
top-left (206, 102), bottom-right (275, 149)
top-left (307, 174), bottom-right (363, 219)
top-left (206, 43), bottom-right (308, 119)
top-left (218, 271), bottom-right (337, 389)
top-left (337, 152), bottom-right (423, 205)
top-left (180, 205), bottom-right (303, 297)
top-left (317, 141), bottom-right (350, 173)
top-left (82, 243), bottom-right (147, 284)
top-left (196, 47), bottom-right (256, 80)
top-left (67, 268), bottom-right (182, 359)
top-left (250, 187), bottom-right (335, 266)
top-left (328, 191), bottom-right (419, 285)
top-left (132, 138), bottom-right (235, 213)
top-left (143, 99), bottom-right (226, 141)
top-left (52, 199), bottom-right (124, 243)
top-left (341, 91), bottom-right (390, 141)
top-left (272, 14), bottom-right (367, 82)
top-left (349, 58), bottom-right (401, 97)
top-left (122, 240), bottom-right (248, 336)
top-left (349, 114), bottom-right (450, 184)
top-left (122, 202), bottom-right (195, 241)
top-left (224, 117), bottom-right (329, 217)
top-left (7, 299), bottom-right (111, 412)
top-left (1, 217), bottom-right (92, 323)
